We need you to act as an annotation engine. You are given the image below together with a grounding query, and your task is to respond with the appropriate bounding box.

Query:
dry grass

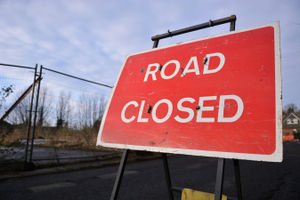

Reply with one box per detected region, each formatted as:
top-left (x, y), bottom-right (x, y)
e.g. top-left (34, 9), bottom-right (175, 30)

top-left (0, 126), bottom-right (112, 151)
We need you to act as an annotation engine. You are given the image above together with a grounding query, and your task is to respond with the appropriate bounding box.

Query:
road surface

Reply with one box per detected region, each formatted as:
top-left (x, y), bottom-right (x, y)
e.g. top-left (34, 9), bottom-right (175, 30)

top-left (0, 142), bottom-right (300, 200)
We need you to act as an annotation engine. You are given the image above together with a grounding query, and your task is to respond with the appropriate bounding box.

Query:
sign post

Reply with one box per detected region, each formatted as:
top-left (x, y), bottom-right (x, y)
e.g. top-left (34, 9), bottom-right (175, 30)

top-left (98, 15), bottom-right (282, 200)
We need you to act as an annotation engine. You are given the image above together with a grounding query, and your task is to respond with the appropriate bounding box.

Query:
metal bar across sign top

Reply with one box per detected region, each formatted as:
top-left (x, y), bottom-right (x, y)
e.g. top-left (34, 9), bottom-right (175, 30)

top-left (151, 15), bottom-right (236, 41)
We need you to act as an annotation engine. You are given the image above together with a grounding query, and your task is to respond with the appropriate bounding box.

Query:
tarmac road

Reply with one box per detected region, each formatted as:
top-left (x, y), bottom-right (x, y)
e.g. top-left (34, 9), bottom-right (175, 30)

top-left (0, 141), bottom-right (300, 200)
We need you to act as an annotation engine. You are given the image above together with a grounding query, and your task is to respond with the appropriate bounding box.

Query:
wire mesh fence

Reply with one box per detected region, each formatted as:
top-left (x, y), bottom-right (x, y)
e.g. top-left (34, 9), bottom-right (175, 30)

top-left (37, 66), bottom-right (111, 150)
top-left (0, 63), bottom-right (115, 165)
top-left (0, 64), bottom-right (35, 145)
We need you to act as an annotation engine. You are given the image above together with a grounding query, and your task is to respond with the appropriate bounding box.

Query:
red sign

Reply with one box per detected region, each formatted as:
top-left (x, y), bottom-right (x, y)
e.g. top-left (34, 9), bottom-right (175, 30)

top-left (97, 22), bottom-right (282, 162)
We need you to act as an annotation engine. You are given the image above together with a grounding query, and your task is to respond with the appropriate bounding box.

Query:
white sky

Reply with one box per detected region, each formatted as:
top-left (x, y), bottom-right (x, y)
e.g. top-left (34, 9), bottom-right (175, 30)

top-left (0, 0), bottom-right (300, 108)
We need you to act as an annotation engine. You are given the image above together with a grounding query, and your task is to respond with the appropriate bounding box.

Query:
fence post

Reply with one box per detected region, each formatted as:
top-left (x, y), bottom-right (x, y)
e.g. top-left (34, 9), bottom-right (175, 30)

top-left (24, 64), bottom-right (38, 164)
top-left (29, 65), bottom-right (43, 163)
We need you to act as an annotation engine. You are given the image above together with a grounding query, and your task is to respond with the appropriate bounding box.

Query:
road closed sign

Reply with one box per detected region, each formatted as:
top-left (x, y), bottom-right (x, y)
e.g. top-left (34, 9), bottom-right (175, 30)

top-left (97, 22), bottom-right (282, 162)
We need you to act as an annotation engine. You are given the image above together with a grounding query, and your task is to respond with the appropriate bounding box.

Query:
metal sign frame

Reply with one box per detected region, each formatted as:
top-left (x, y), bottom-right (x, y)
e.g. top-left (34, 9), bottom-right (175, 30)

top-left (106, 15), bottom-right (247, 200)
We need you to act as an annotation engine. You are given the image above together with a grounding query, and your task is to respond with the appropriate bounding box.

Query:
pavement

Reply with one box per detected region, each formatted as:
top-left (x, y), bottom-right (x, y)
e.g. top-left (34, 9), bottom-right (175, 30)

top-left (0, 146), bottom-right (116, 164)
top-left (0, 145), bottom-right (123, 180)
top-left (0, 146), bottom-right (160, 181)
top-left (0, 155), bottom-right (121, 181)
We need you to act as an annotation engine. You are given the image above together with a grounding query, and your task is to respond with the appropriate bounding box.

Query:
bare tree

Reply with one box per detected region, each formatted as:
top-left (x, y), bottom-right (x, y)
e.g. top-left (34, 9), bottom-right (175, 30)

top-left (77, 93), bottom-right (106, 129)
top-left (0, 84), bottom-right (14, 113)
top-left (284, 103), bottom-right (298, 114)
top-left (56, 91), bottom-right (71, 128)
top-left (11, 91), bottom-right (30, 125)
top-left (91, 94), bottom-right (106, 129)
top-left (94, 95), bottom-right (106, 128)
top-left (78, 94), bottom-right (92, 128)
top-left (8, 86), bottom-right (52, 126)
top-left (37, 86), bottom-right (52, 127)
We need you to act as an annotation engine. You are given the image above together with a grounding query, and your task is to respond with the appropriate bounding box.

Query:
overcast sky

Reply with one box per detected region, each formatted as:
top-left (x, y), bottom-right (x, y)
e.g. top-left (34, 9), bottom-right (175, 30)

top-left (0, 0), bottom-right (300, 108)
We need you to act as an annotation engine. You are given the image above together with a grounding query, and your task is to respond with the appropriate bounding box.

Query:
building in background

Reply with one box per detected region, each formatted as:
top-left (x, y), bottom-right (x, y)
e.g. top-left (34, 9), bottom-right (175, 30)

top-left (282, 112), bottom-right (300, 141)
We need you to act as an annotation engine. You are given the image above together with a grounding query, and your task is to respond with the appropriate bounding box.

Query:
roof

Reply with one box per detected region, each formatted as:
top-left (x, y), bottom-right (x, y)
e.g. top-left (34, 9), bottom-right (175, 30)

top-left (283, 112), bottom-right (300, 129)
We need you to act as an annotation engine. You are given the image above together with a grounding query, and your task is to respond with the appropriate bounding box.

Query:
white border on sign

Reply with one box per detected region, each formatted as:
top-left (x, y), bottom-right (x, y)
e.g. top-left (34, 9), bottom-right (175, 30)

top-left (97, 22), bottom-right (282, 162)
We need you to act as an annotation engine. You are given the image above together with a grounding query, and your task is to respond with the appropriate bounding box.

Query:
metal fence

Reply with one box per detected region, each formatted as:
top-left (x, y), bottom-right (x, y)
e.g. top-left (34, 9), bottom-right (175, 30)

top-left (0, 63), bottom-right (114, 165)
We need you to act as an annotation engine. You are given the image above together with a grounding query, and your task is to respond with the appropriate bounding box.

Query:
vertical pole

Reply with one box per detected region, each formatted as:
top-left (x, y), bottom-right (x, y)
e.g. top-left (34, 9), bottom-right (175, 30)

top-left (29, 65), bottom-right (42, 162)
top-left (230, 19), bottom-right (236, 32)
top-left (152, 40), bottom-right (159, 48)
top-left (152, 39), bottom-right (174, 200)
top-left (162, 154), bottom-right (174, 200)
top-left (214, 159), bottom-right (225, 200)
top-left (214, 18), bottom-right (236, 200)
top-left (24, 64), bottom-right (38, 163)
top-left (234, 159), bottom-right (243, 200)
top-left (230, 18), bottom-right (243, 200)
top-left (110, 149), bottom-right (129, 200)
